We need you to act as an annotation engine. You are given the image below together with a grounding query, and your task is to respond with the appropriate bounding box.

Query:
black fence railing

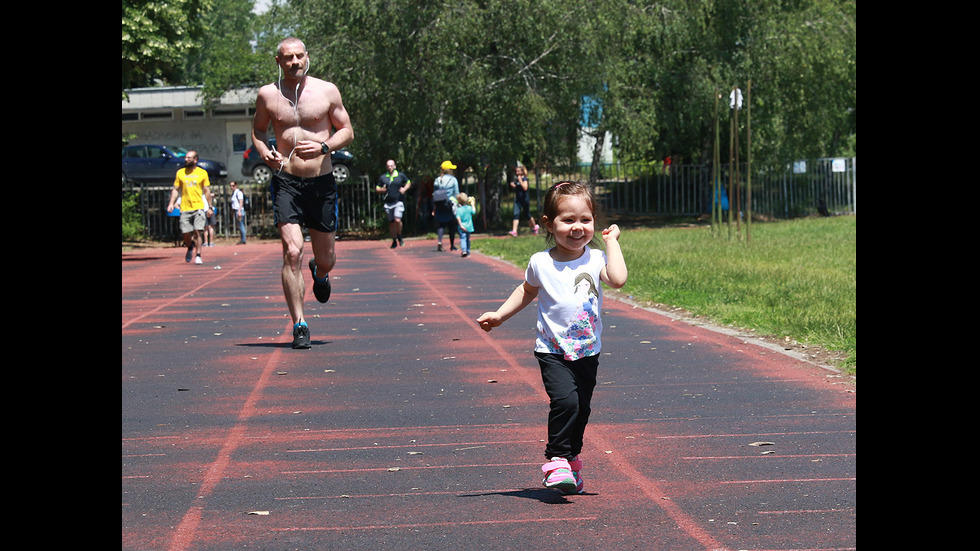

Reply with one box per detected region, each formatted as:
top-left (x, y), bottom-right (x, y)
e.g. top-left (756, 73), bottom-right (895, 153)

top-left (550, 157), bottom-right (856, 220)
top-left (124, 157), bottom-right (855, 241)
top-left (123, 175), bottom-right (381, 243)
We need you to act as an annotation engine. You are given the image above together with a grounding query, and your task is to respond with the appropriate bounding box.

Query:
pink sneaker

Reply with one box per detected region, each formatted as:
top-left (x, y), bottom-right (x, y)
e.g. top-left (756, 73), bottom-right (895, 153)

top-left (541, 457), bottom-right (577, 492)
top-left (508, 230), bottom-right (518, 237)
top-left (562, 457), bottom-right (584, 494)
top-left (533, 224), bottom-right (540, 235)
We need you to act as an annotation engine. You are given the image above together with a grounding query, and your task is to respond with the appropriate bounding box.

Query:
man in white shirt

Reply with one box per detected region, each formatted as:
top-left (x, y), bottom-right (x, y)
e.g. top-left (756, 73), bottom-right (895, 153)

top-left (229, 181), bottom-right (247, 244)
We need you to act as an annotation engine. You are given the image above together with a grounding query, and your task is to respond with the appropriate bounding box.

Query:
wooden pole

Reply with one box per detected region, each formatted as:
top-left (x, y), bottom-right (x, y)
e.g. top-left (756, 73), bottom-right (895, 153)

top-left (712, 90), bottom-right (720, 236)
top-left (746, 80), bottom-right (752, 243)
top-left (734, 86), bottom-right (741, 240)
top-left (728, 95), bottom-right (734, 240)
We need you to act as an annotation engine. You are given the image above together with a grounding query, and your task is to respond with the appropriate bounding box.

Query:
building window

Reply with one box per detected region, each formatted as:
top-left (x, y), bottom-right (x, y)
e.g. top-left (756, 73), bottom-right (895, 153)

top-left (140, 111), bottom-right (174, 121)
top-left (212, 108), bottom-right (248, 118)
top-left (232, 133), bottom-right (248, 153)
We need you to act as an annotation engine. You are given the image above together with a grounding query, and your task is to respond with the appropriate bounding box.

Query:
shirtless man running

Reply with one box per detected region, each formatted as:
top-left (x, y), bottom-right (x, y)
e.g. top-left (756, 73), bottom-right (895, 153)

top-left (252, 37), bottom-right (354, 349)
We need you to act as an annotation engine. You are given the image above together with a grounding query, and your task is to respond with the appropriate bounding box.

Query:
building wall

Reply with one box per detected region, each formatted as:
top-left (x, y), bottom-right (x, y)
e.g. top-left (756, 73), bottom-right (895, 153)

top-left (125, 86), bottom-right (614, 175)
top-left (122, 86), bottom-right (258, 181)
top-left (577, 127), bottom-right (614, 165)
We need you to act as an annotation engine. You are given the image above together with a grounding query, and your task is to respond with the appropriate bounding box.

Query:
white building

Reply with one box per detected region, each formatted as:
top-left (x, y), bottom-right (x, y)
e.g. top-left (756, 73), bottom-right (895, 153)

top-left (124, 85), bottom-right (615, 175)
top-left (577, 127), bottom-right (614, 165)
top-left (122, 86), bottom-right (259, 181)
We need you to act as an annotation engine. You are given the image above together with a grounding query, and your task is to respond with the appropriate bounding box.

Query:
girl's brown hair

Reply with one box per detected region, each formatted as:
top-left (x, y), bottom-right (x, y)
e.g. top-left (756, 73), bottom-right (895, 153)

top-left (539, 180), bottom-right (605, 247)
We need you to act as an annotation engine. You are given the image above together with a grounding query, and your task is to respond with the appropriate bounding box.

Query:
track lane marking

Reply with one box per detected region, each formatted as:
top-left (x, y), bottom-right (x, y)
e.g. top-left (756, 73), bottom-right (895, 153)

top-left (122, 249), bottom-right (278, 330)
top-left (402, 251), bottom-right (730, 551)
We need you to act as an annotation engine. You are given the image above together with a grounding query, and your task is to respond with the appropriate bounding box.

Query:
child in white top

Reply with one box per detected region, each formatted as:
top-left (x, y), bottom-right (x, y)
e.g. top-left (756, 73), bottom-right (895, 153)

top-left (478, 181), bottom-right (628, 494)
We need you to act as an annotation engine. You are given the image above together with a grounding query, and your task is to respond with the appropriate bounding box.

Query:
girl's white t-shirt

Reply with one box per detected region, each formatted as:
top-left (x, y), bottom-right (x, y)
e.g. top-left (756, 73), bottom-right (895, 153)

top-left (525, 246), bottom-right (606, 361)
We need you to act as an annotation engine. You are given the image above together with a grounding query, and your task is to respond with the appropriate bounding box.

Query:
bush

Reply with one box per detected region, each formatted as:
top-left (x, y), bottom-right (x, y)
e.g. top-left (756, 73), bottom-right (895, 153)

top-left (122, 192), bottom-right (144, 242)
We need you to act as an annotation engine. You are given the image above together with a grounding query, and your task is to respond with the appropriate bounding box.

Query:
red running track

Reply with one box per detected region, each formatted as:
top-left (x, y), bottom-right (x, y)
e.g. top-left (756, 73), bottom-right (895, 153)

top-left (122, 237), bottom-right (855, 551)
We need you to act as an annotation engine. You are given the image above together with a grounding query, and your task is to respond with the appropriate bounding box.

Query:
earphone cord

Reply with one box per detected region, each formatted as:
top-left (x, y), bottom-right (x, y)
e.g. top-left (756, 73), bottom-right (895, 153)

top-left (275, 64), bottom-right (304, 175)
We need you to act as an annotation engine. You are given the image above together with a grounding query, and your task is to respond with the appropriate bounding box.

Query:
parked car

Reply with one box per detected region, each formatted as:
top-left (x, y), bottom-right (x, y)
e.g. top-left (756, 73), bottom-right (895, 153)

top-left (122, 145), bottom-right (228, 184)
top-left (242, 138), bottom-right (356, 184)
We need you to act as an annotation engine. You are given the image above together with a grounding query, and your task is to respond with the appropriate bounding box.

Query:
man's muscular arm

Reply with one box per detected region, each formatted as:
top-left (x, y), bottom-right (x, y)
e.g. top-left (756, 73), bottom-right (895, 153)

top-left (293, 82), bottom-right (354, 159)
top-left (251, 87), bottom-right (284, 166)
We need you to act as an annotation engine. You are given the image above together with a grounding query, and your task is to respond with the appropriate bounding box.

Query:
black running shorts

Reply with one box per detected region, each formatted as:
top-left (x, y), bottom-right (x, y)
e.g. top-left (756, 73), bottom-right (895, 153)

top-left (271, 172), bottom-right (339, 233)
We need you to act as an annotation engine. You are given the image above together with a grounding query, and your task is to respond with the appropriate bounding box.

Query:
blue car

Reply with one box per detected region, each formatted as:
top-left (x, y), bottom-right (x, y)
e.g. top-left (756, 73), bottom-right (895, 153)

top-left (241, 138), bottom-right (356, 184)
top-left (122, 144), bottom-right (228, 185)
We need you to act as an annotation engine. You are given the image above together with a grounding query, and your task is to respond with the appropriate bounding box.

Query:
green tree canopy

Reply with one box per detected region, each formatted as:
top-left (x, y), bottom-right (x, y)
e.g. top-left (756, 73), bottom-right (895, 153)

top-left (121, 0), bottom-right (214, 96)
top-left (604, 0), bottom-right (855, 165)
top-left (123, 0), bottom-right (856, 177)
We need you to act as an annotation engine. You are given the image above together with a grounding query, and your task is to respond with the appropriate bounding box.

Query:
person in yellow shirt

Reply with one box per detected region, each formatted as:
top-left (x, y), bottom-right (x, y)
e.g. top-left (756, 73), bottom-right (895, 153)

top-left (167, 151), bottom-right (214, 264)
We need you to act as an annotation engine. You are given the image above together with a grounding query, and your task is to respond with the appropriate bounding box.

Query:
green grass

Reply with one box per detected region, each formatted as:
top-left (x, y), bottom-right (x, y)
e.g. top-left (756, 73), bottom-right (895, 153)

top-left (474, 216), bottom-right (856, 374)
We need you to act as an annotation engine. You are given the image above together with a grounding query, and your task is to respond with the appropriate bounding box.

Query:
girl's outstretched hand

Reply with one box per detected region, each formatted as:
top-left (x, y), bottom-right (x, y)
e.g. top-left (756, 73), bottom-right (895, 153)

top-left (601, 224), bottom-right (621, 241)
top-left (599, 224), bottom-right (628, 288)
top-left (476, 312), bottom-right (502, 332)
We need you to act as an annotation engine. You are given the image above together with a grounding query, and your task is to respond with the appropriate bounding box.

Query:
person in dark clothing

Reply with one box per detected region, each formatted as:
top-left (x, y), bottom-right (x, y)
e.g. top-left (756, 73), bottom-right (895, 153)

top-left (375, 159), bottom-right (412, 248)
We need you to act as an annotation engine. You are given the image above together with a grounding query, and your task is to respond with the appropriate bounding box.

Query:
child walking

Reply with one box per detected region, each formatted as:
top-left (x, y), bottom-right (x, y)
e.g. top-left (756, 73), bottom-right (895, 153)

top-left (477, 181), bottom-right (628, 494)
top-left (455, 192), bottom-right (476, 257)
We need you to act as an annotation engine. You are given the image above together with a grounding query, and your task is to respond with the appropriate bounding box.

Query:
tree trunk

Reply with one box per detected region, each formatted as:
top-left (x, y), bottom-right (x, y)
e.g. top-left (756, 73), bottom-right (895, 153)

top-left (483, 164), bottom-right (503, 231)
top-left (589, 129), bottom-right (605, 186)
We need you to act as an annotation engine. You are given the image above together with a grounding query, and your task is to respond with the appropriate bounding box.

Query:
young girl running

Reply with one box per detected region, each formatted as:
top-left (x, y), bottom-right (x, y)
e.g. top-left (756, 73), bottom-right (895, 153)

top-left (477, 181), bottom-right (628, 494)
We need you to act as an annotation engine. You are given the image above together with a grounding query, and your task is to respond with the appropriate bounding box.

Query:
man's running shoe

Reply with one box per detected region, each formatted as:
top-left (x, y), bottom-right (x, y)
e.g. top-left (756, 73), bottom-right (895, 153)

top-left (292, 323), bottom-right (311, 349)
top-left (308, 258), bottom-right (331, 303)
top-left (186, 247), bottom-right (194, 262)
top-left (194, 255), bottom-right (203, 264)
top-left (541, 457), bottom-right (577, 493)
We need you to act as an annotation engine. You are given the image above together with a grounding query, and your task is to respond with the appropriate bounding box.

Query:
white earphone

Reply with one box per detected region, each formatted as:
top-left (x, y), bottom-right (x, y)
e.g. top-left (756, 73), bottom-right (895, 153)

top-left (274, 55), bottom-right (311, 172)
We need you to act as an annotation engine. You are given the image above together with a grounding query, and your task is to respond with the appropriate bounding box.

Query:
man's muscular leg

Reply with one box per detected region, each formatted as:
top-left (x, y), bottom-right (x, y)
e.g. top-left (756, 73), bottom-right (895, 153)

top-left (308, 228), bottom-right (336, 284)
top-left (279, 222), bottom-right (307, 325)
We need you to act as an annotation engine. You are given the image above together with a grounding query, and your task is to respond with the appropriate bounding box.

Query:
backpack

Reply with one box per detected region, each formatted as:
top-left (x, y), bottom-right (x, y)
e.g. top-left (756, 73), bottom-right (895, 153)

top-left (236, 190), bottom-right (250, 212)
top-left (433, 179), bottom-right (453, 214)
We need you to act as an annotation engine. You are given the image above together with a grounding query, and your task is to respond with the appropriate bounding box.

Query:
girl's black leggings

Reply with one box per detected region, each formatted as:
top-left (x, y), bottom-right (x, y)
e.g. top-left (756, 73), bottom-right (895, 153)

top-left (535, 352), bottom-right (599, 460)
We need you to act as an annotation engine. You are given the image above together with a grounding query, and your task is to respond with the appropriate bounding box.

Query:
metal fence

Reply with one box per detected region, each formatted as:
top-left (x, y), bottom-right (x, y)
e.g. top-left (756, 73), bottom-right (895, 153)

top-left (553, 156), bottom-right (856, 220)
top-left (124, 175), bottom-right (381, 242)
top-left (124, 157), bottom-right (854, 241)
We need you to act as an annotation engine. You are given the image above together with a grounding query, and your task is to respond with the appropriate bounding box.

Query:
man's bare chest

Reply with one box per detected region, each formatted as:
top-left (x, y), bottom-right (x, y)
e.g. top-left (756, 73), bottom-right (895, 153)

top-left (272, 92), bottom-right (330, 130)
